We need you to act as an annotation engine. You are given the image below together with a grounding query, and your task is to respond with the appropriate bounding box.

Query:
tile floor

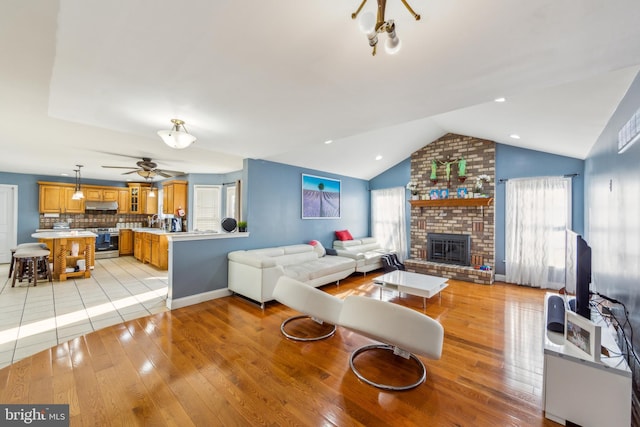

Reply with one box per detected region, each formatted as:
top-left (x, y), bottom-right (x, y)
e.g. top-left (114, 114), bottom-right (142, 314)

top-left (0, 256), bottom-right (168, 369)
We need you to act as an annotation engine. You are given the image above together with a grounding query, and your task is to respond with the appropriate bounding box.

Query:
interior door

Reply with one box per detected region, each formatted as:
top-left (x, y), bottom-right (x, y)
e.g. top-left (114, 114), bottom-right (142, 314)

top-left (0, 185), bottom-right (18, 263)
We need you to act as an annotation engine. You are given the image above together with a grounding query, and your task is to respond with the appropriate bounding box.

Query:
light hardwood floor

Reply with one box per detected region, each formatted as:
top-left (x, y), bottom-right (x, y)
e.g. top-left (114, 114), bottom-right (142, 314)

top-left (0, 272), bottom-right (561, 426)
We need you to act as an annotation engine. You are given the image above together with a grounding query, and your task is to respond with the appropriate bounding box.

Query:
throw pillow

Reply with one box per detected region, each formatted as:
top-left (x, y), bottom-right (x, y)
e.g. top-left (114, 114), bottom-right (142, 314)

top-left (308, 240), bottom-right (326, 257)
top-left (335, 230), bottom-right (353, 241)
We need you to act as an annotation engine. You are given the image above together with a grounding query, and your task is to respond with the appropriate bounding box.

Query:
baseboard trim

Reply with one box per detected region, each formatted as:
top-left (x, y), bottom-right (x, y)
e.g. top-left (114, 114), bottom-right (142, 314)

top-left (167, 288), bottom-right (232, 310)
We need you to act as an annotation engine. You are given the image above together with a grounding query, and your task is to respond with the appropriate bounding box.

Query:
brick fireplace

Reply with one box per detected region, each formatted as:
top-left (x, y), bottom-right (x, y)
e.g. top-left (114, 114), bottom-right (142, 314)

top-left (405, 133), bottom-right (495, 284)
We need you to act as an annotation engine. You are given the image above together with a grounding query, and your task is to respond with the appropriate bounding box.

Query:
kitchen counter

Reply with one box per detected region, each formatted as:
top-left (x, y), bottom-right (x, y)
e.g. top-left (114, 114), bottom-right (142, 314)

top-left (132, 228), bottom-right (249, 241)
top-left (32, 231), bottom-right (97, 281)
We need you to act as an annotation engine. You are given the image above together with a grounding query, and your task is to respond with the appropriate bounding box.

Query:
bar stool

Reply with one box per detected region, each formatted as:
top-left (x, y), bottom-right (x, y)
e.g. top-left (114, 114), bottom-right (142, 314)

top-left (11, 247), bottom-right (52, 287)
top-left (8, 243), bottom-right (49, 278)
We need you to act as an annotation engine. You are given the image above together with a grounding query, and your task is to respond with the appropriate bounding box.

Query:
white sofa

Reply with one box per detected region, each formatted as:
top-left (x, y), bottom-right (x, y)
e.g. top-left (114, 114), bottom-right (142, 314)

top-left (332, 237), bottom-right (393, 274)
top-left (228, 244), bottom-right (356, 307)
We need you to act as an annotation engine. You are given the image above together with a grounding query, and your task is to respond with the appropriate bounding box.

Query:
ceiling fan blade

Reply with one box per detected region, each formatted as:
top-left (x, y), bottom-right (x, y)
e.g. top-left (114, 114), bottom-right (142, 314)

top-left (121, 170), bottom-right (139, 175)
top-left (157, 171), bottom-right (173, 178)
top-left (102, 166), bottom-right (138, 169)
top-left (156, 169), bottom-right (185, 176)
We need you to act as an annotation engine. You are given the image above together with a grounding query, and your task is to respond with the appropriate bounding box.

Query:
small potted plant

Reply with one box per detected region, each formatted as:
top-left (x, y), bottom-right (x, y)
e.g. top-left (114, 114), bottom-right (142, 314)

top-left (238, 221), bottom-right (248, 232)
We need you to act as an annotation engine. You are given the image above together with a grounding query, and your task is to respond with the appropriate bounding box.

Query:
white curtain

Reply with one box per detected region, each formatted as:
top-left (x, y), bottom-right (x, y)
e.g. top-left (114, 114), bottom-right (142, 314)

top-left (371, 187), bottom-right (408, 261)
top-left (505, 177), bottom-right (571, 289)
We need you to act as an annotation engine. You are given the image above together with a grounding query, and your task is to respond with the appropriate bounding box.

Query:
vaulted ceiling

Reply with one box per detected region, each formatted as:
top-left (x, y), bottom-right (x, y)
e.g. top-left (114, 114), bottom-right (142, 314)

top-left (1, 1), bottom-right (640, 181)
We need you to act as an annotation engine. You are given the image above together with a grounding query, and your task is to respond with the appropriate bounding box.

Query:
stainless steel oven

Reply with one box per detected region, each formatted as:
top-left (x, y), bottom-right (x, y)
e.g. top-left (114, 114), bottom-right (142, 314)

top-left (90, 228), bottom-right (120, 259)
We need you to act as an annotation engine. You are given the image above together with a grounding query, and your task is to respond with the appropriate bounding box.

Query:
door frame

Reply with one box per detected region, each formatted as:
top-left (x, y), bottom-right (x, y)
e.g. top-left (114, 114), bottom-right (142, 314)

top-left (0, 184), bottom-right (18, 264)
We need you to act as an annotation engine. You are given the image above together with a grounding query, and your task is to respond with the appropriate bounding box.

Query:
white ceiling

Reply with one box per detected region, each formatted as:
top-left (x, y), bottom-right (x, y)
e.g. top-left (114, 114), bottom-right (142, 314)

top-left (1, 0), bottom-right (640, 182)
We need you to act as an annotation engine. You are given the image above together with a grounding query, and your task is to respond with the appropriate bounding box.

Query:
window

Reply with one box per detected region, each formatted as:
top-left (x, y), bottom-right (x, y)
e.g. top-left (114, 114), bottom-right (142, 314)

top-left (226, 184), bottom-right (236, 219)
top-left (192, 185), bottom-right (222, 232)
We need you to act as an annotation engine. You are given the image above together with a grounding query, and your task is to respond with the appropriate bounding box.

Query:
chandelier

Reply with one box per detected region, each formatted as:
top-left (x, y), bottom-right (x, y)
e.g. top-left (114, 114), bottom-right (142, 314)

top-left (157, 119), bottom-right (196, 149)
top-left (352, 0), bottom-right (420, 56)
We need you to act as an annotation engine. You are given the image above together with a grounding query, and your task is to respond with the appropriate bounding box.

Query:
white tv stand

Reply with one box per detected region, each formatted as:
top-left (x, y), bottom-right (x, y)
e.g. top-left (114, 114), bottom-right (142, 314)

top-left (543, 293), bottom-right (631, 426)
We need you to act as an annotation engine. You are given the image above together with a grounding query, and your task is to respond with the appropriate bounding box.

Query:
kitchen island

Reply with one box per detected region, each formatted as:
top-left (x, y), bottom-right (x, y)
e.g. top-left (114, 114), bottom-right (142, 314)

top-left (32, 231), bottom-right (96, 281)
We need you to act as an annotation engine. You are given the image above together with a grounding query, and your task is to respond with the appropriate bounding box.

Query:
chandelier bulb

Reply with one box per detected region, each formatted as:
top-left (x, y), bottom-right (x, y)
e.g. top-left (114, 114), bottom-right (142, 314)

top-left (358, 12), bottom-right (376, 34)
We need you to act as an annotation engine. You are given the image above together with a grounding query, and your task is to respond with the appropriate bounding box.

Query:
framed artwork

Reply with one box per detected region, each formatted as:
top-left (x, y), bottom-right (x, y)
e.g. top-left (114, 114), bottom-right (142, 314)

top-left (302, 174), bottom-right (341, 219)
top-left (440, 189), bottom-right (449, 199)
top-left (457, 187), bottom-right (468, 198)
top-left (564, 310), bottom-right (601, 362)
top-left (429, 189), bottom-right (440, 200)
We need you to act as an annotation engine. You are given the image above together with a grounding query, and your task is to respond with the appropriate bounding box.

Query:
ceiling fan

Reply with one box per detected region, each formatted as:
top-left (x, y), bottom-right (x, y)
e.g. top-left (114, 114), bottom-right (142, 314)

top-left (102, 157), bottom-right (185, 179)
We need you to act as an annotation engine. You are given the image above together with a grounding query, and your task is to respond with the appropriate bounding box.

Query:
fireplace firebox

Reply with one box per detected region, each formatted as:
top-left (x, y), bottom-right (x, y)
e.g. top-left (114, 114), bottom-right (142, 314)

top-left (427, 233), bottom-right (471, 266)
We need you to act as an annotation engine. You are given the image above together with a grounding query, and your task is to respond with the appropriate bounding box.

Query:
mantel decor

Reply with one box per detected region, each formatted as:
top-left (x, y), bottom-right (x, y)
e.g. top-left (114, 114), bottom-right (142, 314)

top-left (430, 157), bottom-right (467, 186)
top-left (409, 198), bottom-right (493, 208)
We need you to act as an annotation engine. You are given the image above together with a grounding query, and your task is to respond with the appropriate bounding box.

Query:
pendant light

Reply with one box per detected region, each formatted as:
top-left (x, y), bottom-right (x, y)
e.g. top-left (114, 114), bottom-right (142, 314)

top-left (71, 165), bottom-right (84, 200)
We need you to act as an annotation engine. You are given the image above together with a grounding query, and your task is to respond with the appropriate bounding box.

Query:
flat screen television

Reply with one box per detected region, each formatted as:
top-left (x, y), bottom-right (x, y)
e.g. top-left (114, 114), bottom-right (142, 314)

top-left (565, 229), bottom-right (592, 319)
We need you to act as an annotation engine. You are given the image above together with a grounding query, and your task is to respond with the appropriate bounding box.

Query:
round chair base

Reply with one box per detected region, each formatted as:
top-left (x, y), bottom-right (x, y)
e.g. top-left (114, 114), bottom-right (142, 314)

top-left (349, 344), bottom-right (426, 391)
top-left (280, 315), bottom-right (337, 342)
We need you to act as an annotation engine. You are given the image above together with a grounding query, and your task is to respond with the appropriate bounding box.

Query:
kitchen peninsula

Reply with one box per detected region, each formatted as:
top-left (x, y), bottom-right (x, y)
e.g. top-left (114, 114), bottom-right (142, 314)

top-left (32, 230), bottom-right (96, 281)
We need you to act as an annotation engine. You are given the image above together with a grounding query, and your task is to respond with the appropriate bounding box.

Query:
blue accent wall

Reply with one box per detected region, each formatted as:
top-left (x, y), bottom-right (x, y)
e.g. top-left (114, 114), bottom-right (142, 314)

top-left (584, 70), bottom-right (640, 357)
top-left (167, 159), bottom-right (371, 298)
top-left (495, 144), bottom-right (585, 275)
top-left (244, 159), bottom-right (370, 249)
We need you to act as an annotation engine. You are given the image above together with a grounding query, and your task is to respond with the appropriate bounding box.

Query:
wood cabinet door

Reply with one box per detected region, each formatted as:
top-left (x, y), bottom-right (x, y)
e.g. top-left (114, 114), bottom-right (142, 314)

top-left (119, 230), bottom-right (133, 255)
top-left (102, 189), bottom-right (118, 202)
top-left (39, 186), bottom-right (63, 213)
top-left (142, 189), bottom-right (158, 215)
top-left (63, 187), bottom-right (84, 213)
top-left (133, 232), bottom-right (142, 260)
top-left (85, 188), bottom-right (103, 201)
top-left (163, 185), bottom-right (174, 214)
top-left (118, 189), bottom-right (130, 214)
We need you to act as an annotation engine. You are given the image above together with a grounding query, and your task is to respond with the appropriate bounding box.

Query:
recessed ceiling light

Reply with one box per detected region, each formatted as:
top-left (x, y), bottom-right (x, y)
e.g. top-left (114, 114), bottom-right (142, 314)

top-left (375, 155), bottom-right (383, 160)
top-left (324, 140), bottom-right (333, 144)
top-left (510, 134), bottom-right (521, 139)
top-left (60, 173), bottom-right (69, 176)
top-left (494, 97), bottom-right (506, 103)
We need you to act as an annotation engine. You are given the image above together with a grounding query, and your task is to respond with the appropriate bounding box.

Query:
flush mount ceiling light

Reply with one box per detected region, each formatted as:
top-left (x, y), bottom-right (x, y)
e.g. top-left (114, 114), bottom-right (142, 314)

top-left (352, 0), bottom-right (420, 56)
top-left (71, 164), bottom-right (84, 200)
top-left (157, 119), bottom-right (196, 149)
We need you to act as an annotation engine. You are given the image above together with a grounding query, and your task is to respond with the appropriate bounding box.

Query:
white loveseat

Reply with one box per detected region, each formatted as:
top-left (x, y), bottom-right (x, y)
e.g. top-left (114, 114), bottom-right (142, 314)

top-left (332, 237), bottom-right (394, 274)
top-left (228, 244), bottom-right (356, 307)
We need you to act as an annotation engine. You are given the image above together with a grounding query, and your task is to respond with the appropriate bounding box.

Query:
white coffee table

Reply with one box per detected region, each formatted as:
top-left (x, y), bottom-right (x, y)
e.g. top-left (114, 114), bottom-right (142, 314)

top-left (373, 270), bottom-right (448, 308)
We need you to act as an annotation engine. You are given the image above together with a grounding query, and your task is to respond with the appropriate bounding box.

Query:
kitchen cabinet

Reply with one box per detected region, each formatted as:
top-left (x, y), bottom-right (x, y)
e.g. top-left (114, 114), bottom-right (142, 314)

top-left (39, 184), bottom-right (84, 213)
top-left (133, 232), bottom-right (143, 261)
top-left (162, 180), bottom-right (188, 215)
top-left (133, 231), bottom-right (168, 270)
top-left (119, 229), bottom-right (133, 255)
top-left (141, 187), bottom-right (158, 215)
top-left (128, 183), bottom-right (153, 214)
top-left (118, 189), bottom-right (130, 214)
top-left (86, 188), bottom-right (118, 202)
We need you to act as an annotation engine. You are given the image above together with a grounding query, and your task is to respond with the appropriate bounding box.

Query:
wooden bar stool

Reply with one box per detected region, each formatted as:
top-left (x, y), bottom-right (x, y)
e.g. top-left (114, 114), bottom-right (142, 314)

top-left (11, 247), bottom-right (52, 287)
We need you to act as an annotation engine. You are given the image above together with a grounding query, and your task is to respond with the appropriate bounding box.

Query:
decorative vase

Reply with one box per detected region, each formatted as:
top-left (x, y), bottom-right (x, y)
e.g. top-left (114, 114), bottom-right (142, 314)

top-left (411, 194), bottom-right (419, 200)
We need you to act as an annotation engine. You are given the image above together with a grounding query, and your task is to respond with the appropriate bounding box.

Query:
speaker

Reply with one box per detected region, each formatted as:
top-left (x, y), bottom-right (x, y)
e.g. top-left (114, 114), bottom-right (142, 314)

top-left (546, 295), bottom-right (566, 333)
top-left (221, 217), bottom-right (237, 232)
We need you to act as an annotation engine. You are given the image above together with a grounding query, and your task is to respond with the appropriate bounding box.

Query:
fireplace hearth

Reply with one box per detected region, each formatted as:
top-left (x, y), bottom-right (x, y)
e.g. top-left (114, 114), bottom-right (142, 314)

top-left (427, 233), bottom-right (471, 266)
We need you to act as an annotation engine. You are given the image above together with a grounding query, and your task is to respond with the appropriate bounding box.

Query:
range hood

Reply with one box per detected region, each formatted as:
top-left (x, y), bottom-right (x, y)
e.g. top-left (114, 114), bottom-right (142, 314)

top-left (85, 201), bottom-right (118, 213)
